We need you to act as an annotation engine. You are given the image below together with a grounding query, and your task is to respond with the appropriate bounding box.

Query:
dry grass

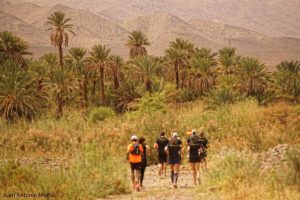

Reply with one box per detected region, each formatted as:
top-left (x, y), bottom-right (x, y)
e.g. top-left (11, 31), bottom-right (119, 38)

top-left (0, 99), bottom-right (299, 199)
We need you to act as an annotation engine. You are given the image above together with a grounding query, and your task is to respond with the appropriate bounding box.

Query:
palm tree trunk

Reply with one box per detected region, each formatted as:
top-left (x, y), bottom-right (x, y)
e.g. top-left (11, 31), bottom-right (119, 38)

top-left (175, 63), bottom-right (180, 89)
top-left (83, 74), bottom-right (88, 106)
top-left (145, 77), bottom-right (152, 92)
top-left (58, 43), bottom-right (64, 68)
top-left (99, 67), bottom-right (106, 105)
top-left (113, 75), bottom-right (119, 90)
top-left (37, 78), bottom-right (43, 92)
top-left (57, 93), bottom-right (63, 118)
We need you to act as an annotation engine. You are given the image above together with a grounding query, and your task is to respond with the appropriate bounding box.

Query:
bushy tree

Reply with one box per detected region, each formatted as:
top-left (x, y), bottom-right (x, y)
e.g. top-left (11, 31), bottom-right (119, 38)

top-left (0, 31), bottom-right (31, 66)
top-left (127, 55), bottom-right (161, 92)
top-left (273, 61), bottom-right (300, 102)
top-left (0, 60), bottom-right (45, 122)
top-left (235, 57), bottom-right (268, 97)
top-left (126, 30), bottom-right (150, 58)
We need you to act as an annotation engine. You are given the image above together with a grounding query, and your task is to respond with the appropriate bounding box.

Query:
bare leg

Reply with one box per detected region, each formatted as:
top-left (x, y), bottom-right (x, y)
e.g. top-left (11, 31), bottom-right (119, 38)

top-left (195, 162), bottom-right (201, 184)
top-left (174, 164), bottom-right (180, 188)
top-left (204, 158), bottom-right (207, 170)
top-left (163, 162), bottom-right (167, 176)
top-left (190, 163), bottom-right (196, 185)
top-left (130, 165), bottom-right (135, 188)
top-left (170, 164), bottom-right (175, 185)
top-left (158, 163), bottom-right (162, 176)
top-left (134, 169), bottom-right (141, 191)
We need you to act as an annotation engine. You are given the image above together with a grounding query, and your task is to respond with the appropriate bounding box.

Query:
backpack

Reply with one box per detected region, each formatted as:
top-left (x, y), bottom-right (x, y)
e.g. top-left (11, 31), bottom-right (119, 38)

top-left (130, 143), bottom-right (141, 155)
top-left (190, 135), bottom-right (199, 145)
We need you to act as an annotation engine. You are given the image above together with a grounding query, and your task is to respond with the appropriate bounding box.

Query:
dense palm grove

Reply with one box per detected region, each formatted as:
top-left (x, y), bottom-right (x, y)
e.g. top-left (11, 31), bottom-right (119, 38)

top-left (0, 11), bottom-right (299, 122)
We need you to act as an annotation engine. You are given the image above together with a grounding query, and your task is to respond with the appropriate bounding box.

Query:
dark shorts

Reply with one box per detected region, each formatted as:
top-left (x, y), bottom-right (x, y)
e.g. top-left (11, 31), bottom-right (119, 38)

top-left (158, 152), bottom-right (167, 163)
top-left (130, 162), bottom-right (141, 172)
top-left (189, 155), bottom-right (201, 163)
top-left (169, 157), bottom-right (181, 165)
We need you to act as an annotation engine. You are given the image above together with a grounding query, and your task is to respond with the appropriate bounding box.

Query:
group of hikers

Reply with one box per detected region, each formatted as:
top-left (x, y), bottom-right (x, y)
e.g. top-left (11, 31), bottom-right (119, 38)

top-left (127, 128), bottom-right (209, 191)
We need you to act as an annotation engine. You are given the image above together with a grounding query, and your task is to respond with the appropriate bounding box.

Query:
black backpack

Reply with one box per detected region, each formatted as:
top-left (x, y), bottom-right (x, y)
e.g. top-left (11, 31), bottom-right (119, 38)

top-left (130, 143), bottom-right (141, 155)
top-left (190, 135), bottom-right (200, 145)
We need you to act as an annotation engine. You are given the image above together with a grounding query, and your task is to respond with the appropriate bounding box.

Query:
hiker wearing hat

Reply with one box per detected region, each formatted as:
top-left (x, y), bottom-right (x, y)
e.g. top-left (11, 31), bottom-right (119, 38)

top-left (164, 132), bottom-right (183, 188)
top-left (172, 132), bottom-right (182, 145)
top-left (127, 135), bottom-right (144, 191)
top-left (187, 129), bottom-right (200, 146)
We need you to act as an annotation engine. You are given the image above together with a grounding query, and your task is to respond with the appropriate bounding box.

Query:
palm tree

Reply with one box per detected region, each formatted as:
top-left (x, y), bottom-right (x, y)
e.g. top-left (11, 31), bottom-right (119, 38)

top-left (127, 55), bottom-right (161, 92)
top-left (219, 47), bottom-right (237, 75)
top-left (184, 53), bottom-right (218, 94)
top-left (165, 38), bottom-right (194, 89)
top-left (0, 31), bottom-right (31, 66)
top-left (29, 60), bottom-right (48, 92)
top-left (169, 38), bottom-right (194, 55)
top-left (47, 11), bottom-right (75, 68)
top-left (40, 52), bottom-right (59, 68)
top-left (65, 47), bottom-right (91, 106)
top-left (46, 65), bottom-right (76, 117)
top-left (273, 60), bottom-right (300, 102)
top-left (235, 57), bottom-right (268, 96)
top-left (109, 55), bottom-right (124, 90)
top-left (88, 44), bottom-right (111, 105)
top-left (0, 60), bottom-right (45, 122)
top-left (194, 47), bottom-right (217, 59)
top-left (126, 30), bottom-right (150, 58)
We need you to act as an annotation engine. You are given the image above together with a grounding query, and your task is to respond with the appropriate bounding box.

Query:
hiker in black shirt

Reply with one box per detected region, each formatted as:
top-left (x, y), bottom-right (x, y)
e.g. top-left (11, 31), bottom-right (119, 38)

top-left (138, 137), bottom-right (150, 187)
top-left (165, 135), bottom-right (182, 188)
top-left (187, 129), bottom-right (199, 146)
top-left (187, 130), bottom-right (202, 185)
top-left (154, 132), bottom-right (169, 176)
top-left (198, 129), bottom-right (209, 171)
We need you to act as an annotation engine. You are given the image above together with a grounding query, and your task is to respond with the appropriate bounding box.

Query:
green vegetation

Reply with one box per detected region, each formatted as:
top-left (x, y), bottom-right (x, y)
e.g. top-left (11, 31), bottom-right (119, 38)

top-left (0, 11), bottom-right (299, 199)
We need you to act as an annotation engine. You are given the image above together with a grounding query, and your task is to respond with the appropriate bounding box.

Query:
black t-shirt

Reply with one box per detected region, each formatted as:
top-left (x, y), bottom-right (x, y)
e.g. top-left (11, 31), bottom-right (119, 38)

top-left (156, 136), bottom-right (169, 154)
top-left (168, 144), bottom-right (181, 160)
top-left (189, 143), bottom-right (201, 157)
top-left (198, 137), bottom-right (208, 149)
top-left (141, 143), bottom-right (147, 163)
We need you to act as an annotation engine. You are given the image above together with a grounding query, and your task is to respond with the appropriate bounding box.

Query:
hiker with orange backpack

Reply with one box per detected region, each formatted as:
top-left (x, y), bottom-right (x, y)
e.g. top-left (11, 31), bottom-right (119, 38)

top-left (127, 135), bottom-right (144, 191)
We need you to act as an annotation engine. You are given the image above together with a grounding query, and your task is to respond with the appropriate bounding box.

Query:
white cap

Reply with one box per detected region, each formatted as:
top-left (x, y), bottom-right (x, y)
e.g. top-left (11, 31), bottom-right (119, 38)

top-left (131, 135), bottom-right (138, 140)
top-left (192, 129), bottom-right (196, 133)
top-left (172, 132), bottom-right (178, 137)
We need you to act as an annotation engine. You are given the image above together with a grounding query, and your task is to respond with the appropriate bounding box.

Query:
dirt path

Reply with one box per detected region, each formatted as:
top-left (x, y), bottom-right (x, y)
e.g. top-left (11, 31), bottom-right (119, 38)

top-left (100, 164), bottom-right (209, 200)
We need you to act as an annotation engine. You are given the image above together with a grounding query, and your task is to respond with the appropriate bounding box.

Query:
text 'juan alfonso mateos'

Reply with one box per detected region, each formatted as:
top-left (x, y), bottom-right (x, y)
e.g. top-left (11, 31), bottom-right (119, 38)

top-left (3, 193), bottom-right (55, 198)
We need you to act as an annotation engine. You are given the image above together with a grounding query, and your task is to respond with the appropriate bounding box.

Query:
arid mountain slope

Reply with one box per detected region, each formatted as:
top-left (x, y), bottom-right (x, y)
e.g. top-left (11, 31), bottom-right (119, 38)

top-left (25, 0), bottom-right (300, 38)
top-left (0, 10), bottom-right (48, 46)
top-left (119, 13), bottom-right (221, 55)
top-left (1, 0), bottom-right (299, 65)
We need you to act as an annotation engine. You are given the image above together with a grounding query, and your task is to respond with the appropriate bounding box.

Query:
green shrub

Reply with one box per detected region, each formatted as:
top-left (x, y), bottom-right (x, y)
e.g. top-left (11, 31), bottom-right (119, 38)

top-left (89, 107), bottom-right (115, 122)
top-left (136, 92), bottom-right (167, 114)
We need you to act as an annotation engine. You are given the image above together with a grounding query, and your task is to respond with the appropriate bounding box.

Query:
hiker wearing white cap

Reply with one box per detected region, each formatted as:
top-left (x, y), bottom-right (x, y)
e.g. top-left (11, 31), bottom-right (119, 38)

top-left (164, 134), bottom-right (182, 188)
top-left (127, 135), bottom-right (144, 191)
top-left (172, 132), bottom-right (182, 145)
